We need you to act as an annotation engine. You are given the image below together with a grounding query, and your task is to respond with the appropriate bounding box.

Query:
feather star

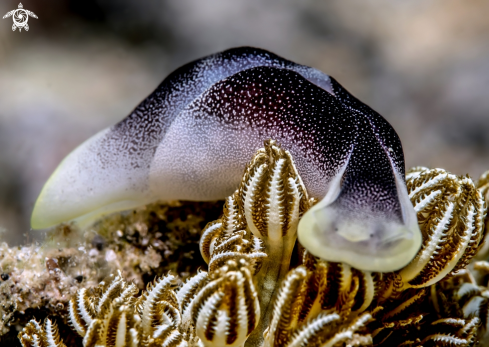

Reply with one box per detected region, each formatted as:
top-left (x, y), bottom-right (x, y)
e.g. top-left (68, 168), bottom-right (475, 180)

top-left (18, 143), bottom-right (487, 347)
top-left (31, 47), bottom-right (421, 272)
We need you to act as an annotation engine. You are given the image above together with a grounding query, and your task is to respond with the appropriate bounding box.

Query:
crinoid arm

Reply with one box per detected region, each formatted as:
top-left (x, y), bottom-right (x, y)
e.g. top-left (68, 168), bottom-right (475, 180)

top-left (399, 168), bottom-right (485, 289)
top-left (18, 145), bottom-right (489, 347)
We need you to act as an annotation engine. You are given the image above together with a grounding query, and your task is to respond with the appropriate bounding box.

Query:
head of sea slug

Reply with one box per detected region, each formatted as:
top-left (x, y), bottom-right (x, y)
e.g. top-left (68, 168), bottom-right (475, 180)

top-left (297, 116), bottom-right (422, 272)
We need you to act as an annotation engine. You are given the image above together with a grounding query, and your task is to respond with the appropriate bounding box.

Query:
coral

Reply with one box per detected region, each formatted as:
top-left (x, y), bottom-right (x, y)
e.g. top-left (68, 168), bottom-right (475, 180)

top-left (262, 263), bottom-right (373, 347)
top-left (426, 259), bottom-right (489, 345)
top-left (19, 272), bottom-right (188, 347)
top-left (399, 167), bottom-right (486, 290)
top-left (0, 201), bottom-right (222, 344)
top-left (475, 172), bottom-right (489, 260)
top-left (18, 319), bottom-right (66, 347)
top-left (225, 140), bottom-right (311, 346)
top-left (69, 272), bottom-right (188, 347)
top-left (12, 145), bottom-right (489, 347)
top-left (190, 261), bottom-right (260, 347)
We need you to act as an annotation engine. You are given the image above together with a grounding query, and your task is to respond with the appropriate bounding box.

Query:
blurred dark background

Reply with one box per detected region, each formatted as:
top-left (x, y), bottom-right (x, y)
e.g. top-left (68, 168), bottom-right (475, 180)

top-left (1, 0), bottom-right (488, 245)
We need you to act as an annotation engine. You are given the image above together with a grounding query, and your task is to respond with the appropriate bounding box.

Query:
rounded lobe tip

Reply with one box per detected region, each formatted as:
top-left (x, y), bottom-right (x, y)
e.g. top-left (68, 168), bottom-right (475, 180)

top-left (298, 202), bottom-right (422, 272)
top-left (31, 197), bottom-right (53, 230)
top-left (30, 128), bottom-right (152, 230)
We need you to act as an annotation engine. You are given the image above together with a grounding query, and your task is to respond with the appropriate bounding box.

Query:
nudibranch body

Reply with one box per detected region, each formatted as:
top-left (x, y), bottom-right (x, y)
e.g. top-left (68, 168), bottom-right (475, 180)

top-left (32, 47), bottom-right (421, 272)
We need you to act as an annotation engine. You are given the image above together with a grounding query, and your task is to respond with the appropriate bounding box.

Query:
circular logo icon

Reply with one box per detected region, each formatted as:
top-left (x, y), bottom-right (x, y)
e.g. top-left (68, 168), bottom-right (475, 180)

top-left (13, 9), bottom-right (28, 28)
top-left (3, 3), bottom-right (38, 32)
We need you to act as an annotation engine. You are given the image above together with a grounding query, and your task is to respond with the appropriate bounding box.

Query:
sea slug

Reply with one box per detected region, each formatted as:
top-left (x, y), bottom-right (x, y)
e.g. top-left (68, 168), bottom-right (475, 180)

top-left (31, 47), bottom-right (421, 272)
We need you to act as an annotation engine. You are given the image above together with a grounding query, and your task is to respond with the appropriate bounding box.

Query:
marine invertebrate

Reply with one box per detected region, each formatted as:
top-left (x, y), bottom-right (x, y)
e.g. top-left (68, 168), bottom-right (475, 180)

top-left (31, 47), bottom-right (421, 274)
top-left (399, 167), bottom-right (485, 289)
top-left (262, 262), bottom-right (374, 347)
top-left (431, 257), bottom-right (489, 345)
top-left (17, 141), bottom-right (368, 347)
top-left (475, 171), bottom-right (489, 259)
top-left (198, 140), bottom-right (309, 345)
top-left (18, 319), bottom-right (66, 347)
top-left (20, 272), bottom-right (189, 347)
top-left (18, 260), bottom-right (373, 347)
top-left (190, 261), bottom-right (260, 347)
top-left (17, 146), bottom-right (489, 347)
top-left (373, 304), bottom-right (480, 346)
top-left (196, 153), bottom-right (486, 346)
top-left (0, 201), bottom-right (220, 342)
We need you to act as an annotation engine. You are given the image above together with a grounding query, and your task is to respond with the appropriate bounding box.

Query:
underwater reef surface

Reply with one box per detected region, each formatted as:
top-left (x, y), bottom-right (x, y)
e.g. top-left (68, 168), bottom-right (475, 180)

top-left (0, 200), bottom-right (223, 346)
top-left (3, 142), bottom-right (489, 346)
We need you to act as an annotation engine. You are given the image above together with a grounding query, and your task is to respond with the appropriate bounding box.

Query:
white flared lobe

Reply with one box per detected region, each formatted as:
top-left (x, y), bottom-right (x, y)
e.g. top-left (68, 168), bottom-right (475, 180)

top-left (31, 129), bottom-right (152, 229)
top-left (298, 169), bottom-right (421, 272)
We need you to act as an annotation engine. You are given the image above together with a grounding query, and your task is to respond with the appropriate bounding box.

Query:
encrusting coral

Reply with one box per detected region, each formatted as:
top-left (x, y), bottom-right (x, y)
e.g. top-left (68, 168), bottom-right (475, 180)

top-left (12, 141), bottom-right (489, 346)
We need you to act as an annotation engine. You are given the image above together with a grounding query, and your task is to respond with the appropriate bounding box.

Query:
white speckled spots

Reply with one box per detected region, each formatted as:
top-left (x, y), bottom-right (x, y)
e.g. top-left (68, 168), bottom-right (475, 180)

top-left (31, 46), bottom-right (417, 254)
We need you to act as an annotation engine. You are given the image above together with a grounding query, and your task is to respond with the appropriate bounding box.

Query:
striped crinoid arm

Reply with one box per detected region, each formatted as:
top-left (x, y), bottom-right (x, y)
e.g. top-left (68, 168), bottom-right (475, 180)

top-left (197, 141), bottom-right (314, 346)
top-left (282, 313), bottom-right (341, 347)
top-left (200, 220), bottom-right (224, 264)
top-left (399, 167), bottom-right (486, 289)
top-left (68, 272), bottom-right (138, 338)
top-left (263, 265), bottom-right (340, 347)
top-left (417, 317), bottom-right (480, 347)
top-left (201, 221), bottom-right (267, 276)
top-left (136, 274), bottom-right (180, 341)
top-left (190, 261), bottom-right (260, 347)
top-left (237, 140), bottom-right (311, 346)
top-left (262, 261), bottom-right (375, 347)
top-left (238, 139), bottom-right (310, 243)
top-left (81, 298), bottom-right (141, 347)
top-left (316, 261), bottom-right (378, 318)
top-left (68, 287), bottom-right (97, 337)
top-left (200, 194), bottom-right (266, 273)
top-left (370, 289), bottom-right (427, 346)
top-left (196, 242), bottom-right (264, 347)
top-left (262, 266), bottom-right (310, 347)
top-left (476, 170), bottom-right (489, 259)
top-left (222, 191), bottom-right (247, 236)
top-left (94, 274), bottom-right (125, 315)
top-left (452, 281), bottom-right (489, 341)
top-left (83, 304), bottom-right (183, 347)
top-left (66, 273), bottom-right (145, 347)
top-left (177, 271), bottom-right (209, 330)
top-left (199, 186), bottom-right (248, 265)
top-left (278, 311), bottom-right (372, 347)
top-left (200, 191), bottom-right (247, 264)
top-left (377, 289), bottom-right (426, 327)
top-left (21, 271), bottom-right (192, 347)
top-left (207, 231), bottom-right (267, 274)
top-left (389, 317), bottom-right (480, 347)
top-left (316, 312), bottom-right (372, 347)
top-left (376, 267), bottom-right (487, 347)
top-left (18, 319), bottom-right (67, 347)
top-left (301, 251), bottom-right (386, 317)
top-left (150, 300), bottom-right (187, 347)
top-left (373, 277), bottom-right (480, 346)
